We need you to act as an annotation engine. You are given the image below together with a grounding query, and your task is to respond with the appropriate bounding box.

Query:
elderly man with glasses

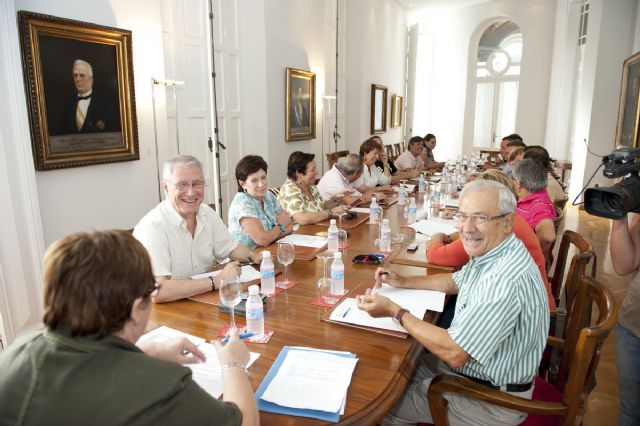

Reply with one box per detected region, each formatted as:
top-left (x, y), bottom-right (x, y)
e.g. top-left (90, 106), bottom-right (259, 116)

top-left (357, 180), bottom-right (549, 426)
top-left (134, 155), bottom-right (261, 303)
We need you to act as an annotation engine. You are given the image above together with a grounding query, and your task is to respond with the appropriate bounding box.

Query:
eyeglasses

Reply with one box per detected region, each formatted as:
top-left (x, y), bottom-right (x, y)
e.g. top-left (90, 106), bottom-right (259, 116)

top-left (144, 282), bottom-right (161, 298)
top-left (171, 180), bottom-right (206, 191)
top-left (451, 212), bottom-right (510, 225)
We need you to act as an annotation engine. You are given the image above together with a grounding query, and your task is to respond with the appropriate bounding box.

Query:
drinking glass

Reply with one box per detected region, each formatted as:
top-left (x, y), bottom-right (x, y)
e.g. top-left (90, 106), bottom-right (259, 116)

top-left (277, 241), bottom-right (295, 289)
top-left (317, 253), bottom-right (337, 304)
top-left (338, 229), bottom-right (348, 250)
top-left (219, 276), bottom-right (241, 331)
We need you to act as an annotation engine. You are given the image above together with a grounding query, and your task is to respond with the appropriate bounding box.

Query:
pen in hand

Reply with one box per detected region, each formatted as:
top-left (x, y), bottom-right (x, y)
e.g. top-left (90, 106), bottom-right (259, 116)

top-left (219, 332), bottom-right (254, 343)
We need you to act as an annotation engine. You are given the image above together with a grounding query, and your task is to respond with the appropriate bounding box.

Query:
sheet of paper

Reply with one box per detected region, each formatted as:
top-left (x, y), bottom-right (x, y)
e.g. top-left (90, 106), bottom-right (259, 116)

top-left (444, 198), bottom-right (459, 208)
top-left (186, 342), bottom-right (260, 398)
top-left (409, 218), bottom-right (457, 236)
top-left (136, 325), bottom-right (206, 347)
top-left (394, 184), bottom-right (416, 192)
top-left (278, 233), bottom-right (327, 248)
top-left (260, 349), bottom-right (358, 412)
top-left (349, 207), bottom-right (371, 214)
top-left (329, 284), bottom-right (445, 332)
top-left (191, 265), bottom-right (262, 283)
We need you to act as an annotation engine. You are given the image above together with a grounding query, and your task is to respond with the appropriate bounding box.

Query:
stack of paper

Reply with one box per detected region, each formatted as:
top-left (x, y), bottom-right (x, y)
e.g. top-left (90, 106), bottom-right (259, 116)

top-left (137, 326), bottom-right (260, 398)
top-left (329, 284), bottom-right (445, 333)
top-left (191, 265), bottom-right (262, 283)
top-left (277, 233), bottom-right (327, 248)
top-left (257, 346), bottom-right (358, 422)
top-left (409, 218), bottom-right (457, 236)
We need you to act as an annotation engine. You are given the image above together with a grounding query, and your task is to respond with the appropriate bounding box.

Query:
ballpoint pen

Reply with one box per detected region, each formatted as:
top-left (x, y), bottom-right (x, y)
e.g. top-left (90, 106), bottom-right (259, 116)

top-left (219, 332), bottom-right (254, 343)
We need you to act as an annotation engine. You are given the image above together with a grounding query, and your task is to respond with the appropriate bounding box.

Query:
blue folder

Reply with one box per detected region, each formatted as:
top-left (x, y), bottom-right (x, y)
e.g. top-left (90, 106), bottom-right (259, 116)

top-left (255, 346), bottom-right (357, 422)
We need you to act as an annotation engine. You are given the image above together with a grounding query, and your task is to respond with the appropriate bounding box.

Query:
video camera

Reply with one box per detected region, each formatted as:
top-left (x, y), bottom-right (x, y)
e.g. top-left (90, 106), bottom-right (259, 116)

top-left (584, 147), bottom-right (640, 219)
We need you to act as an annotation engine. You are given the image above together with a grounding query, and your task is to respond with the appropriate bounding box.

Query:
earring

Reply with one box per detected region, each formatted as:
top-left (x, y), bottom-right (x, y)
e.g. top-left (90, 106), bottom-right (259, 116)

top-left (243, 188), bottom-right (247, 193)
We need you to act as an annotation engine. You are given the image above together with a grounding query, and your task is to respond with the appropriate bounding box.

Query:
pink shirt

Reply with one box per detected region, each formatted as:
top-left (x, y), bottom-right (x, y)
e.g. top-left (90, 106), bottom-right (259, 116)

top-left (516, 189), bottom-right (556, 229)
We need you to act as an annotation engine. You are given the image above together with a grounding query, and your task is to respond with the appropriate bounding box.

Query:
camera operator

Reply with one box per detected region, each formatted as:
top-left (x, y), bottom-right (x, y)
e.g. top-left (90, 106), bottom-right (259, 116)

top-left (610, 200), bottom-right (640, 426)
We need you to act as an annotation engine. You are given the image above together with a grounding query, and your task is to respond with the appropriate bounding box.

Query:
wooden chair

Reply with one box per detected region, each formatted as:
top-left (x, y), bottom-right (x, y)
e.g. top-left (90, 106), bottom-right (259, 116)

top-left (268, 187), bottom-right (280, 197)
top-left (385, 144), bottom-right (395, 160)
top-left (548, 230), bottom-right (596, 308)
top-left (427, 275), bottom-right (618, 426)
top-left (326, 150), bottom-right (349, 169)
top-left (392, 142), bottom-right (403, 157)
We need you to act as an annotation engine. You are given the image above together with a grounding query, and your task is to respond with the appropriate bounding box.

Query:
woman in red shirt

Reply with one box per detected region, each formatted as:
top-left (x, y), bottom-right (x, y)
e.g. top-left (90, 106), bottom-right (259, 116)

top-left (427, 169), bottom-right (556, 313)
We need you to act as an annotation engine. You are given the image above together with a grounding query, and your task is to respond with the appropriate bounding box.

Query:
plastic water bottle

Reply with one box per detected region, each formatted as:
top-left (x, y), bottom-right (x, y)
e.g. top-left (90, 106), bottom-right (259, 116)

top-left (398, 184), bottom-right (406, 205)
top-left (260, 251), bottom-right (275, 296)
top-left (407, 197), bottom-right (417, 225)
top-left (330, 252), bottom-right (345, 296)
top-left (369, 197), bottom-right (380, 225)
top-left (328, 219), bottom-right (339, 252)
top-left (418, 173), bottom-right (426, 193)
top-left (379, 219), bottom-right (391, 252)
top-left (245, 284), bottom-right (264, 337)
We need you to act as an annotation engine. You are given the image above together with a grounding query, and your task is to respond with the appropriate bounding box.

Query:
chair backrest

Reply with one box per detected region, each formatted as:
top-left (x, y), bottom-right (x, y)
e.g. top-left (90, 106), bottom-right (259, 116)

top-left (554, 276), bottom-right (617, 421)
top-left (392, 142), bottom-right (403, 157)
top-left (268, 187), bottom-right (280, 197)
top-left (549, 230), bottom-right (596, 304)
top-left (385, 144), bottom-right (394, 159)
top-left (326, 150), bottom-right (349, 169)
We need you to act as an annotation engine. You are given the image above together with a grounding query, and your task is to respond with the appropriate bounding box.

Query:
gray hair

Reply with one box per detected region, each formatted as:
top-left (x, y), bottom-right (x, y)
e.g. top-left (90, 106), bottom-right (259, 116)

top-left (512, 158), bottom-right (547, 192)
top-left (335, 154), bottom-right (363, 176)
top-left (73, 59), bottom-right (93, 76)
top-left (460, 179), bottom-right (516, 215)
top-left (162, 155), bottom-right (203, 181)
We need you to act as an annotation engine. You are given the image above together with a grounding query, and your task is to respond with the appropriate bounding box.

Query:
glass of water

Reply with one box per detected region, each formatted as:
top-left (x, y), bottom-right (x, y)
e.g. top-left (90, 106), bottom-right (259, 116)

top-left (277, 241), bottom-right (295, 289)
top-left (219, 276), bottom-right (241, 331)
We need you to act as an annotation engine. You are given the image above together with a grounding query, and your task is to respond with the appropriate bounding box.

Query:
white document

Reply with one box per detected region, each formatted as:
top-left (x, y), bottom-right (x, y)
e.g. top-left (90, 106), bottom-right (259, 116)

top-left (444, 198), bottom-right (460, 208)
top-left (260, 349), bottom-right (358, 413)
top-left (278, 233), bottom-right (327, 248)
top-left (136, 325), bottom-right (206, 347)
top-left (330, 284), bottom-right (445, 333)
top-left (187, 342), bottom-right (260, 398)
top-left (191, 265), bottom-right (262, 283)
top-left (409, 218), bottom-right (457, 236)
top-left (349, 207), bottom-right (371, 214)
top-left (394, 184), bottom-right (416, 193)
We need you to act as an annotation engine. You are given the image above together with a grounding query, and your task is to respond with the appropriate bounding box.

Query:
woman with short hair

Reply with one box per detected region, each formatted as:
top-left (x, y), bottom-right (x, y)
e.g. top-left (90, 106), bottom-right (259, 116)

top-left (228, 155), bottom-right (293, 248)
top-left (359, 138), bottom-right (393, 190)
top-left (278, 151), bottom-right (350, 225)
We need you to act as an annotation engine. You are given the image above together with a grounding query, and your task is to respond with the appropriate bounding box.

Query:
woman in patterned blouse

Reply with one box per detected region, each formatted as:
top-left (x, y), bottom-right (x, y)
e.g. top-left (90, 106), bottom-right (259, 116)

top-left (278, 151), bottom-right (350, 225)
top-left (228, 155), bottom-right (293, 248)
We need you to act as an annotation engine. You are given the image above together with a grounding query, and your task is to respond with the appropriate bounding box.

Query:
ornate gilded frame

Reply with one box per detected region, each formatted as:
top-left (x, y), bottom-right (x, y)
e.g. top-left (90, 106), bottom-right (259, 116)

top-left (18, 11), bottom-right (138, 170)
top-left (371, 84), bottom-right (387, 134)
top-left (391, 94), bottom-right (403, 128)
top-left (286, 67), bottom-right (316, 141)
top-left (615, 51), bottom-right (640, 148)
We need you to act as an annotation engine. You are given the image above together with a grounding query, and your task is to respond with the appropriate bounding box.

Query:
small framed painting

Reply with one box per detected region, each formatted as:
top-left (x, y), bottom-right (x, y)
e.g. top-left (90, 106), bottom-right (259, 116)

top-left (391, 94), bottom-right (403, 128)
top-left (286, 67), bottom-right (316, 141)
top-left (370, 84), bottom-right (388, 134)
top-left (616, 51), bottom-right (640, 147)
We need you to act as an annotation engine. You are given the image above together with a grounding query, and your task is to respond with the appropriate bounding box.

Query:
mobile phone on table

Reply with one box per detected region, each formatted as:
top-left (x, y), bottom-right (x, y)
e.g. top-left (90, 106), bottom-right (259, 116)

top-left (406, 242), bottom-right (418, 252)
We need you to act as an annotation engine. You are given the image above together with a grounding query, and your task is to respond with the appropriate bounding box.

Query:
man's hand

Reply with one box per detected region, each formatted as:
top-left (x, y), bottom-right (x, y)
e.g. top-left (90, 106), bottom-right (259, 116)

top-left (374, 267), bottom-right (404, 288)
top-left (332, 204), bottom-right (350, 215)
top-left (248, 250), bottom-right (263, 264)
top-left (216, 261), bottom-right (240, 288)
top-left (332, 189), bottom-right (353, 202)
top-left (356, 292), bottom-right (399, 318)
top-left (140, 337), bottom-right (206, 364)
top-left (214, 328), bottom-right (251, 367)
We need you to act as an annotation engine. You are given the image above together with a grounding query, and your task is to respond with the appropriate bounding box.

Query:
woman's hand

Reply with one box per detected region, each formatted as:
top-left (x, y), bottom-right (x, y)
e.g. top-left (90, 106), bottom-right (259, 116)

top-left (276, 210), bottom-right (292, 226)
top-left (140, 337), bottom-right (206, 364)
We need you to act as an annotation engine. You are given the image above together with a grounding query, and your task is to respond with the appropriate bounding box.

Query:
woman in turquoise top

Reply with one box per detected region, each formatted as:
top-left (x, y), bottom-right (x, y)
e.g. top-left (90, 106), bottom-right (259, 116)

top-left (228, 155), bottom-right (293, 248)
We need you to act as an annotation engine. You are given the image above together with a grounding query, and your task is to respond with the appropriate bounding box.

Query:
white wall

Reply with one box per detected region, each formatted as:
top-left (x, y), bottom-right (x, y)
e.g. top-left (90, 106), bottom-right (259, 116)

top-left (409, 0), bottom-right (556, 161)
top-left (15, 0), bottom-right (169, 246)
top-left (345, 0), bottom-right (407, 153)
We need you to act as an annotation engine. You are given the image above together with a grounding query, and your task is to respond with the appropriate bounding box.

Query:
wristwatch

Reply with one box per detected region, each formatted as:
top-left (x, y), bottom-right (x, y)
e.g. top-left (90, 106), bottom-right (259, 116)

top-left (393, 308), bottom-right (410, 327)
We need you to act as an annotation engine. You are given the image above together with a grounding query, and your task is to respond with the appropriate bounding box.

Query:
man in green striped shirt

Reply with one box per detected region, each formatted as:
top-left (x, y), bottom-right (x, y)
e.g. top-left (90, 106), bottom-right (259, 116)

top-left (358, 180), bottom-right (549, 425)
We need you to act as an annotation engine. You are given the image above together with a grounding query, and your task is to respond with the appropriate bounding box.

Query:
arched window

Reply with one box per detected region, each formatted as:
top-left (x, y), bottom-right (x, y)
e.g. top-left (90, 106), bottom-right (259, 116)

top-left (472, 21), bottom-right (522, 148)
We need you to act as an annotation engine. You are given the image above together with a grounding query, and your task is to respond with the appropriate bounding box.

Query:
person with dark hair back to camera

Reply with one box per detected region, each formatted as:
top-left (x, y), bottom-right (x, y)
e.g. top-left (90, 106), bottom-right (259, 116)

top-left (611, 209), bottom-right (640, 426)
top-left (0, 230), bottom-right (258, 426)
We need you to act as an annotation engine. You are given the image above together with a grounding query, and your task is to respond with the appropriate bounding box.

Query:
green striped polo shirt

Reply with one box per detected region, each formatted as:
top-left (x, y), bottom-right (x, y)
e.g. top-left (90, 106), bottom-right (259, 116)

top-left (448, 233), bottom-right (549, 386)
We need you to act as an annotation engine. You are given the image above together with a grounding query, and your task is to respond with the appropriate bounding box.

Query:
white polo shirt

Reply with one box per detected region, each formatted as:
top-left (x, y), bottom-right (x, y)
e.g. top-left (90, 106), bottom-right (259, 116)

top-left (133, 201), bottom-right (238, 279)
top-left (317, 165), bottom-right (364, 200)
top-left (395, 150), bottom-right (424, 171)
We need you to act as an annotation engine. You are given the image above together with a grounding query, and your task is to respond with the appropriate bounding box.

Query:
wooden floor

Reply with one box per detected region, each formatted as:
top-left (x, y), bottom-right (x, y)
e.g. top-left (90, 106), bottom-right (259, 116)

top-left (557, 206), bottom-right (626, 426)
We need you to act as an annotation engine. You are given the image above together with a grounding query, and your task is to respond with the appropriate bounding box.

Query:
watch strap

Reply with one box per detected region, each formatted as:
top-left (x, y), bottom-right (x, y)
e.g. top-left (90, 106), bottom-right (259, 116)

top-left (393, 308), bottom-right (410, 327)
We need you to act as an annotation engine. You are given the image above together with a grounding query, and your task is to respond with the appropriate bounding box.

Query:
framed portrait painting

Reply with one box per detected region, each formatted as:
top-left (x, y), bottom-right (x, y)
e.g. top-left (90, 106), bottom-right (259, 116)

top-left (615, 51), bottom-right (640, 148)
top-left (18, 11), bottom-right (139, 170)
top-left (391, 94), bottom-right (403, 128)
top-left (286, 68), bottom-right (316, 141)
top-left (371, 84), bottom-right (388, 134)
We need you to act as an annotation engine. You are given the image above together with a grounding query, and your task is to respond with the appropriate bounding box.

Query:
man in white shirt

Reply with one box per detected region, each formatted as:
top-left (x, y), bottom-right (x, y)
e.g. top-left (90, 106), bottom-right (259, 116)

top-left (134, 155), bottom-right (261, 303)
top-left (317, 154), bottom-right (385, 204)
top-left (395, 136), bottom-right (426, 171)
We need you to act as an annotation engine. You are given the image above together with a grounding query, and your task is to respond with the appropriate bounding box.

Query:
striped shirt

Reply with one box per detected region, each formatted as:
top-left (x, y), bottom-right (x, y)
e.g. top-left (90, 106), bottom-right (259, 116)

top-left (448, 233), bottom-right (549, 386)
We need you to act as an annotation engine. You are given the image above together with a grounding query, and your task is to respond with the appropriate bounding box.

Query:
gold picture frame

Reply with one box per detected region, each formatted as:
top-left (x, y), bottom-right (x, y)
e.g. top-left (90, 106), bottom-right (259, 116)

top-left (371, 84), bottom-right (388, 134)
top-left (18, 11), bottom-right (139, 170)
top-left (391, 94), bottom-right (403, 128)
top-left (286, 67), bottom-right (316, 141)
top-left (615, 51), bottom-right (640, 148)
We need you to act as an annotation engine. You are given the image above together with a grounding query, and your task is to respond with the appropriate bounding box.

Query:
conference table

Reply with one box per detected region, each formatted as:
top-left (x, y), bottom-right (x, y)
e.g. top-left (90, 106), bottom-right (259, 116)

top-left (148, 195), bottom-right (453, 425)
